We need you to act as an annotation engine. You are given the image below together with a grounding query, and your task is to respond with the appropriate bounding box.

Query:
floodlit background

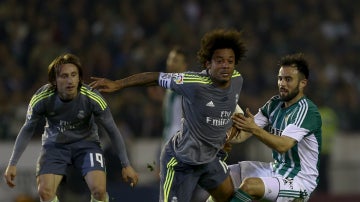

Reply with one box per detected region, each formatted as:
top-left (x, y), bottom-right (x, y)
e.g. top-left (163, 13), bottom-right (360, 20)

top-left (0, 0), bottom-right (359, 201)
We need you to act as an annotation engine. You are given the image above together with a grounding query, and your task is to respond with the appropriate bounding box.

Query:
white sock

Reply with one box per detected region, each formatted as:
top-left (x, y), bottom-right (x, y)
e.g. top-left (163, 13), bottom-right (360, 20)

top-left (41, 196), bottom-right (59, 202)
top-left (90, 193), bottom-right (109, 202)
top-left (206, 196), bottom-right (216, 202)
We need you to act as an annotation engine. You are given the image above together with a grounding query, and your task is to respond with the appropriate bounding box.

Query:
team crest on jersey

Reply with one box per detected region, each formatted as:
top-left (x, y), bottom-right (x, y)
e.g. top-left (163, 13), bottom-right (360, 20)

top-left (26, 105), bottom-right (33, 120)
top-left (172, 73), bottom-right (184, 84)
top-left (77, 110), bottom-right (85, 119)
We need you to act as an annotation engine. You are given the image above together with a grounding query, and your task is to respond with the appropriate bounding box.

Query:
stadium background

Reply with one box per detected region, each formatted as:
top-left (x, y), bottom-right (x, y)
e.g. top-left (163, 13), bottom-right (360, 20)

top-left (0, 0), bottom-right (359, 201)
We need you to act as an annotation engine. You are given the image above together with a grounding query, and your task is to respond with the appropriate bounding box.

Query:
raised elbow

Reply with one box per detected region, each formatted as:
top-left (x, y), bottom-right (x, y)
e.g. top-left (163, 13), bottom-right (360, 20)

top-left (274, 136), bottom-right (297, 153)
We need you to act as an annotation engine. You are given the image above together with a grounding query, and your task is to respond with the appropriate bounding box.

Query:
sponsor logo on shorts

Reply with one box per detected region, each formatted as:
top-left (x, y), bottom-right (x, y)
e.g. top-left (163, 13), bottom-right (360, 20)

top-left (282, 178), bottom-right (294, 190)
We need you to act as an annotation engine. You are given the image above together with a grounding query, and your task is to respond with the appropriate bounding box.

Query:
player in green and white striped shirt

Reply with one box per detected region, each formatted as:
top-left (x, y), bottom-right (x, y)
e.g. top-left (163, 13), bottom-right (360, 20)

top-left (228, 53), bottom-right (322, 202)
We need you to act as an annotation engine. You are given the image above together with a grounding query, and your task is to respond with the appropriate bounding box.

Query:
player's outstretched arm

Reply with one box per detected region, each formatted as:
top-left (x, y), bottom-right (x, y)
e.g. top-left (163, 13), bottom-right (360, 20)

top-left (89, 77), bottom-right (119, 93)
top-left (90, 72), bottom-right (160, 93)
top-left (121, 165), bottom-right (139, 187)
top-left (4, 165), bottom-right (17, 188)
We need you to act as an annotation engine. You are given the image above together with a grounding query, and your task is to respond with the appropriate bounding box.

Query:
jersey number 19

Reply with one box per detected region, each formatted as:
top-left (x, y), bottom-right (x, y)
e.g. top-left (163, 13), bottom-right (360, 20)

top-left (89, 152), bottom-right (104, 168)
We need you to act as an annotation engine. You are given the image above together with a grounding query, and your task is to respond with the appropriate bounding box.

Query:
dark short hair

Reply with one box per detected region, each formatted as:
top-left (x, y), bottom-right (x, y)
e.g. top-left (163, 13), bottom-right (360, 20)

top-left (171, 46), bottom-right (187, 59)
top-left (197, 29), bottom-right (247, 68)
top-left (278, 53), bottom-right (309, 79)
top-left (48, 53), bottom-right (83, 86)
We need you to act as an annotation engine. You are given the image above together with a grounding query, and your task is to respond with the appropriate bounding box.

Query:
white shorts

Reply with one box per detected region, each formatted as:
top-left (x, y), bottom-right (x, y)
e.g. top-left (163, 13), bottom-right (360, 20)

top-left (229, 161), bottom-right (310, 202)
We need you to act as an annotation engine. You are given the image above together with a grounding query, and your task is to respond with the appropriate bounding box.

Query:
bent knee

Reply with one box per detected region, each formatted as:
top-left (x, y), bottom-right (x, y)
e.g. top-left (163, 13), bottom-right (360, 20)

top-left (240, 177), bottom-right (264, 197)
top-left (38, 187), bottom-right (56, 201)
top-left (90, 186), bottom-right (107, 200)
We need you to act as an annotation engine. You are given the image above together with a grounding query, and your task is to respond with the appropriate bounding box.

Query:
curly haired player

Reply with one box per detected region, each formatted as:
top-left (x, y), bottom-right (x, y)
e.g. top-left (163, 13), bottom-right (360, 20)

top-left (90, 29), bottom-right (247, 202)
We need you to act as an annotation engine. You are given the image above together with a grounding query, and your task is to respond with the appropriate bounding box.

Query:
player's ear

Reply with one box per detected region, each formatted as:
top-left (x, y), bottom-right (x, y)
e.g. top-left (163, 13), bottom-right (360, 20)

top-left (300, 78), bottom-right (307, 88)
top-left (205, 61), bottom-right (211, 69)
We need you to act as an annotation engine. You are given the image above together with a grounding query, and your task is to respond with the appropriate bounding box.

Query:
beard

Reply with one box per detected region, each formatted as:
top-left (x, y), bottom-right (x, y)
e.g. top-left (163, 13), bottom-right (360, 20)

top-left (279, 85), bottom-right (300, 102)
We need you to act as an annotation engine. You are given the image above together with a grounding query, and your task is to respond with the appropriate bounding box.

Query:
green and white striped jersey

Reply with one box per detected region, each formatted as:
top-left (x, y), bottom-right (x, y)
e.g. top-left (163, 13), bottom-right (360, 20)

top-left (162, 89), bottom-right (183, 144)
top-left (255, 95), bottom-right (322, 190)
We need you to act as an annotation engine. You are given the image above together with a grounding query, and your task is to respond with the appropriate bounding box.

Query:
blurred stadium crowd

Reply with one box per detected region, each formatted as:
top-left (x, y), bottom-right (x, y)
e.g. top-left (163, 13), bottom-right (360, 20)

top-left (0, 0), bottom-right (359, 142)
top-left (1, 0), bottom-right (359, 201)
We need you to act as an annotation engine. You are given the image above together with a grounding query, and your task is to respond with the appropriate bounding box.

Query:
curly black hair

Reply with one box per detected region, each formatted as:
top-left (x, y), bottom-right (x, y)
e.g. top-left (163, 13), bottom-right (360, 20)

top-left (197, 29), bottom-right (247, 68)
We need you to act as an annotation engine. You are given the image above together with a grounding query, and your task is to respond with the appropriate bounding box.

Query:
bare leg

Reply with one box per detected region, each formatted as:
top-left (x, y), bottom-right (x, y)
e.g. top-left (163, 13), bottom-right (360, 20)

top-left (207, 175), bottom-right (234, 202)
top-left (84, 170), bottom-right (108, 201)
top-left (37, 174), bottom-right (63, 202)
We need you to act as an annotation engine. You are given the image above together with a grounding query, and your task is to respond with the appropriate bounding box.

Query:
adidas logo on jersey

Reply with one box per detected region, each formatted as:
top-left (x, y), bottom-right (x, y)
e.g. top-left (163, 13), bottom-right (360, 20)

top-left (206, 101), bottom-right (215, 107)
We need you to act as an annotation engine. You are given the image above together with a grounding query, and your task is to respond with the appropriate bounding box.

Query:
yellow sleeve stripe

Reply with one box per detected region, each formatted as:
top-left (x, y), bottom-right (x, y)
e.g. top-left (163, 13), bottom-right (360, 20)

top-left (80, 86), bottom-right (107, 110)
top-left (232, 70), bottom-right (241, 77)
top-left (182, 73), bottom-right (212, 84)
top-left (181, 71), bottom-right (241, 84)
top-left (29, 90), bottom-right (54, 107)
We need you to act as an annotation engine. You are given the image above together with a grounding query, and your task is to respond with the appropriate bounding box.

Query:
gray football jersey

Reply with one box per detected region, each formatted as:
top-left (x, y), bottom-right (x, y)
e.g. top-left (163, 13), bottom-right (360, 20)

top-left (9, 84), bottom-right (130, 167)
top-left (159, 70), bottom-right (243, 165)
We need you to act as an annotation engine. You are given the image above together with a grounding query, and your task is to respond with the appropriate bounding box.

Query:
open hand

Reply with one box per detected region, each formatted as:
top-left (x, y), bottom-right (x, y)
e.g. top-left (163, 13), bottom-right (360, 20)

top-left (89, 77), bottom-right (118, 93)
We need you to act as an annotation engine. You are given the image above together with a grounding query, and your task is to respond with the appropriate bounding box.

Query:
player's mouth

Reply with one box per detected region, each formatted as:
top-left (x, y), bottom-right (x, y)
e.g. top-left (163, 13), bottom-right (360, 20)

top-left (67, 86), bottom-right (75, 91)
top-left (279, 88), bottom-right (288, 93)
top-left (220, 72), bottom-right (231, 77)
